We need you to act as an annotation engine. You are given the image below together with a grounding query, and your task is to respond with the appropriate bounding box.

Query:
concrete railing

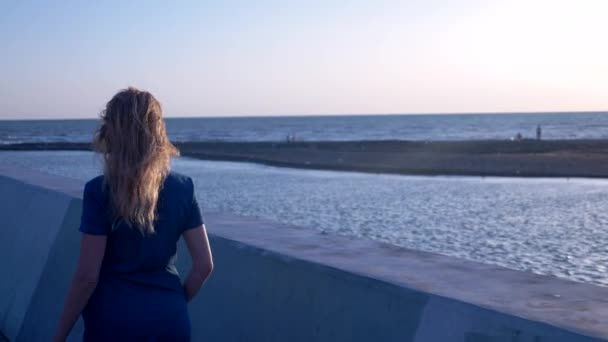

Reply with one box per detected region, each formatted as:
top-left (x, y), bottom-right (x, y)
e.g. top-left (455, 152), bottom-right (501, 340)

top-left (0, 165), bottom-right (607, 341)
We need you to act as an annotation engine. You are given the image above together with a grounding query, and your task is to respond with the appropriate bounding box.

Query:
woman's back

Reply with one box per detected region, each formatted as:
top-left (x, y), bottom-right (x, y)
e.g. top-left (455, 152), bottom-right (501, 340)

top-left (81, 172), bottom-right (203, 293)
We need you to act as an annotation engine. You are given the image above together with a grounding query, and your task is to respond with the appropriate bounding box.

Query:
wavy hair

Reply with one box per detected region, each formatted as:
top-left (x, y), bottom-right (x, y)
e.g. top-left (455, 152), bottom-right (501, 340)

top-left (94, 87), bottom-right (179, 235)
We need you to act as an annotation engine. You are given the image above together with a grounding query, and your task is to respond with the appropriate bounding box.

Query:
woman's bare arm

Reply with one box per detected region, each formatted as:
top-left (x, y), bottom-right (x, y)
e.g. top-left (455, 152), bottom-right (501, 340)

top-left (54, 234), bottom-right (106, 342)
top-left (183, 224), bottom-right (214, 302)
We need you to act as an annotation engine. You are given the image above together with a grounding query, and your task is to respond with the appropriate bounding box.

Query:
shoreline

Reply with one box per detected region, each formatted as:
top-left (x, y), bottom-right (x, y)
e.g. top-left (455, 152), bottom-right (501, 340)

top-left (3, 140), bottom-right (608, 178)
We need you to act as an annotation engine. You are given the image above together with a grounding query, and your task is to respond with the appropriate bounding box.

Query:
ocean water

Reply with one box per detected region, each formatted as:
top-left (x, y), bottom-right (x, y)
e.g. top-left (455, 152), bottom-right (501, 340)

top-left (2, 112), bottom-right (608, 144)
top-left (2, 150), bottom-right (607, 287)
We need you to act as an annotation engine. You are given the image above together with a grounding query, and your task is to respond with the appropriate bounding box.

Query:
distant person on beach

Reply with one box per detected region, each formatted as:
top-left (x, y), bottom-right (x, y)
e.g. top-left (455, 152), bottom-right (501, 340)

top-left (536, 125), bottom-right (542, 140)
top-left (54, 87), bottom-right (213, 341)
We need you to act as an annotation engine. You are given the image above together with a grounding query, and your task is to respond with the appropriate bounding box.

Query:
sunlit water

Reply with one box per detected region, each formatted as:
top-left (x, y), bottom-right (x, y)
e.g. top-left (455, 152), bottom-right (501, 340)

top-left (2, 151), bottom-right (607, 287)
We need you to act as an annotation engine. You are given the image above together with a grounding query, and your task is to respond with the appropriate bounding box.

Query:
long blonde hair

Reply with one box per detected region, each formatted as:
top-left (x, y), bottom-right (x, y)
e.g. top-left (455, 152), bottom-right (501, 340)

top-left (94, 87), bottom-right (179, 235)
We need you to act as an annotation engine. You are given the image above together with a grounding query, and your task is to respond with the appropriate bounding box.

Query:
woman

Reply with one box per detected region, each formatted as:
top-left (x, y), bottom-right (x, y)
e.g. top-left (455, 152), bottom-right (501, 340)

top-left (54, 87), bottom-right (214, 341)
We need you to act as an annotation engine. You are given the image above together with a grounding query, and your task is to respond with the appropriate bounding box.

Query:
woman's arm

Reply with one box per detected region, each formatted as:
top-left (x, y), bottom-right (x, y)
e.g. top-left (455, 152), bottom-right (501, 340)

top-left (54, 234), bottom-right (106, 342)
top-left (183, 224), bottom-right (214, 302)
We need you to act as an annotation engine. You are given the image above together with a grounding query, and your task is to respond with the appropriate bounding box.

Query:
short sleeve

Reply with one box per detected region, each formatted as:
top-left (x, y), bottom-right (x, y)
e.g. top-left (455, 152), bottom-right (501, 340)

top-left (79, 181), bottom-right (108, 235)
top-left (183, 178), bottom-right (204, 232)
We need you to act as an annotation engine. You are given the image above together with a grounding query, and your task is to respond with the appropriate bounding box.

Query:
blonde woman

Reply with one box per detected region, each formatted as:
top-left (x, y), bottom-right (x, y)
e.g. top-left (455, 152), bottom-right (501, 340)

top-left (54, 88), bottom-right (213, 341)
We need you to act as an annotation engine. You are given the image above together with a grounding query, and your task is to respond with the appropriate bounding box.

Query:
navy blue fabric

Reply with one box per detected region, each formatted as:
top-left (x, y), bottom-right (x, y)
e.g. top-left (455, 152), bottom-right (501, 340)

top-left (79, 172), bottom-right (204, 341)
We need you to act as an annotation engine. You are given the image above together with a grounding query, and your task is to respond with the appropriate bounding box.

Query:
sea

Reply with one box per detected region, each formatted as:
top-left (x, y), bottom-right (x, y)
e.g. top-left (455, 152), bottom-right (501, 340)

top-left (2, 112), bottom-right (608, 144)
top-left (1, 112), bottom-right (608, 287)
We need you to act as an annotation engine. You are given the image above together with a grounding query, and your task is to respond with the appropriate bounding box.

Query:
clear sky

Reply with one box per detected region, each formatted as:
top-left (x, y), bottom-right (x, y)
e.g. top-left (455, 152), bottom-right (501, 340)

top-left (1, 0), bottom-right (607, 119)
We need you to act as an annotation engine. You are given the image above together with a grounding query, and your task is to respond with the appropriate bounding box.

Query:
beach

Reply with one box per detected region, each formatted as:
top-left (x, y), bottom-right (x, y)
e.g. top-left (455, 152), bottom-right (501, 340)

top-left (3, 139), bottom-right (608, 178)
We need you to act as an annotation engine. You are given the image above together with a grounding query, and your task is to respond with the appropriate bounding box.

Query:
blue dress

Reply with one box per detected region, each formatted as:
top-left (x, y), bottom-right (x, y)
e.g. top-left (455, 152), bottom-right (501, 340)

top-left (79, 172), bottom-right (204, 341)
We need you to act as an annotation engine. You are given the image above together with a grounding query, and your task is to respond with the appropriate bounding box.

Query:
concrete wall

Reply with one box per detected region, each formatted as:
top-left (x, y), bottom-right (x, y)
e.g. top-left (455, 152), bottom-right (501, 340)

top-left (1, 165), bottom-right (607, 342)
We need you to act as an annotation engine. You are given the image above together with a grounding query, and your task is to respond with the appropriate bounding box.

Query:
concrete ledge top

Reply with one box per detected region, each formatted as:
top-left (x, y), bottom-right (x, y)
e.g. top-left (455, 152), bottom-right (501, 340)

top-left (1, 165), bottom-right (607, 339)
top-left (0, 164), bottom-right (82, 198)
top-left (205, 214), bottom-right (608, 339)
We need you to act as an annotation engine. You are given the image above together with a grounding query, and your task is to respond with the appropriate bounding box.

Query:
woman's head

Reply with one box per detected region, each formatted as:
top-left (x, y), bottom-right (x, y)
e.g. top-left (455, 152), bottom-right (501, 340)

top-left (94, 87), bottom-right (179, 234)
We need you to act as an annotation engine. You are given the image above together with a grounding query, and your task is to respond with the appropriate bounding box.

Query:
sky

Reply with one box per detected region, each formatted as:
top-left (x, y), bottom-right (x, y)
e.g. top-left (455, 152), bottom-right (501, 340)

top-left (1, 0), bottom-right (607, 119)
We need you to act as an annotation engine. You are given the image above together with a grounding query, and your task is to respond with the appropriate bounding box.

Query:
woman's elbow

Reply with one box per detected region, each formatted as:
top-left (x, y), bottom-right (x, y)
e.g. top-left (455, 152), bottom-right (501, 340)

top-left (203, 261), bottom-right (214, 276)
top-left (195, 260), bottom-right (213, 278)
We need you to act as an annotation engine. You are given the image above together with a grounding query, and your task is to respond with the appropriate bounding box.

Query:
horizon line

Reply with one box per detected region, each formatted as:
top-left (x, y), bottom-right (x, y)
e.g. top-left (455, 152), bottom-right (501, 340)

top-left (1, 110), bottom-right (607, 121)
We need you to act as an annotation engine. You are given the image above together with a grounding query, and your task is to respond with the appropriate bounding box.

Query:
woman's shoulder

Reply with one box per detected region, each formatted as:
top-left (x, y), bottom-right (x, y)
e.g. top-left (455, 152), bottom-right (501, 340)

top-left (163, 171), bottom-right (195, 193)
top-left (84, 175), bottom-right (105, 193)
top-left (83, 173), bottom-right (194, 193)
top-left (81, 175), bottom-right (107, 204)
top-left (165, 171), bottom-right (193, 185)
